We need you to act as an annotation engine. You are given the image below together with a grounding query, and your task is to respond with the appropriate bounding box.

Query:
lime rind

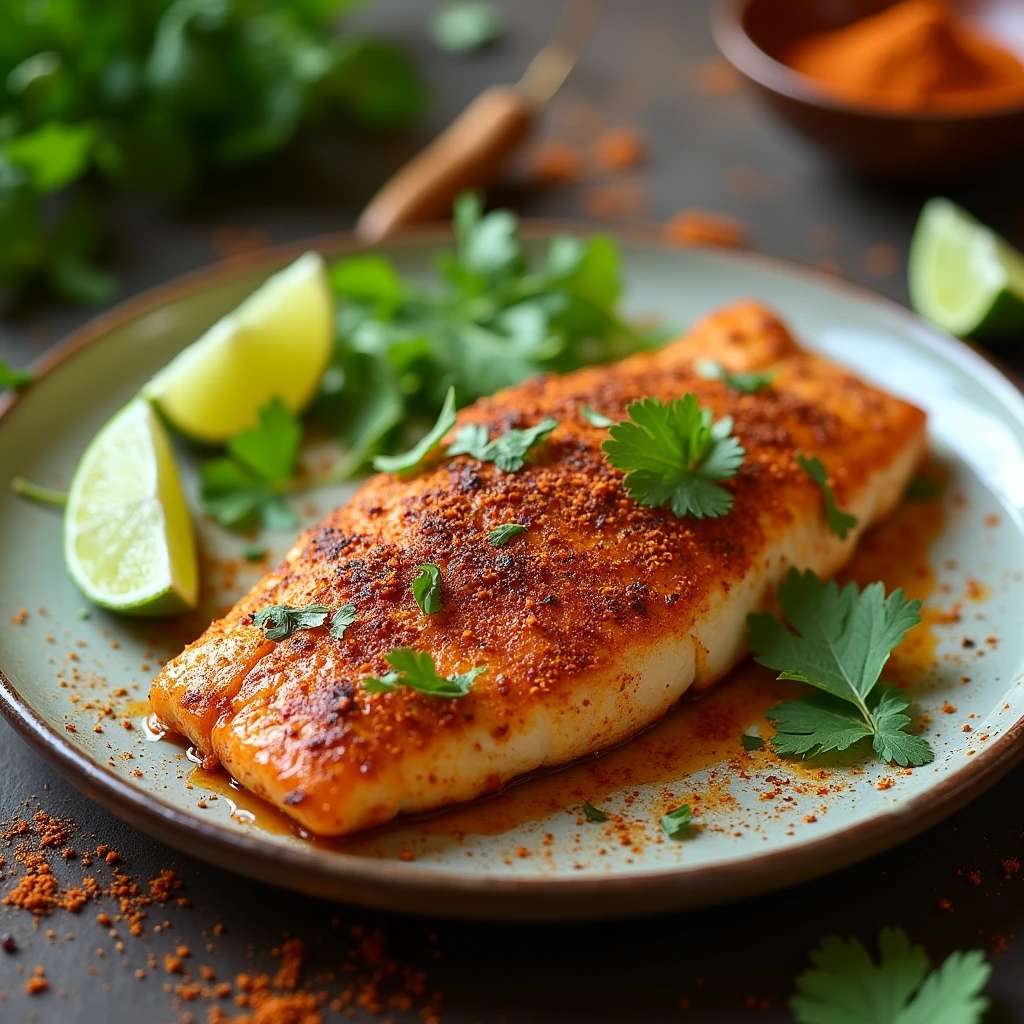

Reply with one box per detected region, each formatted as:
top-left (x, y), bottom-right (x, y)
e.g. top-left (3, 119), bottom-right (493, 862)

top-left (909, 198), bottom-right (1024, 340)
top-left (143, 251), bottom-right (333, 443)
top-left (64, 399), bottom-right (198, 617)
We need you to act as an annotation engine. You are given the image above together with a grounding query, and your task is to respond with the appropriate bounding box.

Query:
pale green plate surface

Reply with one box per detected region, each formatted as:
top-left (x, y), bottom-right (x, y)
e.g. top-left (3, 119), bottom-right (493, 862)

top-left (2, 233), bottom-right (1024, 919)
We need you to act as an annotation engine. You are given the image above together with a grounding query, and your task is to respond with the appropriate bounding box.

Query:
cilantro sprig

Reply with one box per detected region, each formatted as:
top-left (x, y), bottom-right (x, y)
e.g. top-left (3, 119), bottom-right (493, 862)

top-left (364, 649), bottom-right (486, 699)
top-left (253, 603), bottom-right (356, 642)
top-left (798, 453), bottom-right (858, 540)
top-left (447, 418), bottom-right (559, 472)
top-left (487, 523), bottom-right (528, 546)
top-left (200, 399), bottom-right (301, 531)
top-left (695, 359), bottom-right (774, 395)
top-left (602, 394), bottom-right (745, 519)
top-left (373, 387), bottom-right (456, 476)
top-left (791, 929), bottom-right (990, 1024)
top-left (313, 192), bottom-right (651, 475)
top-left (748, 569), bottom-right (933, 767)
top-left (660, 805), bottom-right (693, 839)
top-left (582, 800), bottom-right (608, 823)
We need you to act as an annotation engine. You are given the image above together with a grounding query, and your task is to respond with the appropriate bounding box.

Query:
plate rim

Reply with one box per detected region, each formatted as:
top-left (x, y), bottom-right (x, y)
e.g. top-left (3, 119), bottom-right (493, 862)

top-left (3, 225), bottom-right (1024, 920)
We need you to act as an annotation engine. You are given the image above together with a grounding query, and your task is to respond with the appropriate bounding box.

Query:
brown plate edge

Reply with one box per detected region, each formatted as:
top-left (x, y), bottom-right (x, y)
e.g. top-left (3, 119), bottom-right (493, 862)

top-left (2, 226), bottom-right (1024, 920)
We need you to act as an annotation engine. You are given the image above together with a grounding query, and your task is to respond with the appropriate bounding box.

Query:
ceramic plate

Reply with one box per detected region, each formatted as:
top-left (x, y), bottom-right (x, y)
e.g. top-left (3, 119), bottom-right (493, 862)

top-left (2, 232), bottom-right (1024, 920)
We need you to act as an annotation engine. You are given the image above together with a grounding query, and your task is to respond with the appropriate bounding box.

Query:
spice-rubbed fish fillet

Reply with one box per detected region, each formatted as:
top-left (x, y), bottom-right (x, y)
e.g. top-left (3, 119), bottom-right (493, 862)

top-left (151, 302), bottom-right (926, 836)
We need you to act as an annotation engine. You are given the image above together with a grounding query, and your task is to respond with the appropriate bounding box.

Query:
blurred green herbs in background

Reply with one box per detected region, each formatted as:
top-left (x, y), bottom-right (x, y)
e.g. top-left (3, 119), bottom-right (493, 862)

top-left (0, 0), bottom-right (423, 304)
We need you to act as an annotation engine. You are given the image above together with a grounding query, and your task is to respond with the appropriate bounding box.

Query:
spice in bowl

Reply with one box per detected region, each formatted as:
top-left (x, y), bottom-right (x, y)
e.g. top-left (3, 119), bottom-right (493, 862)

top-left (783, 0), bottom-right (1024, 114)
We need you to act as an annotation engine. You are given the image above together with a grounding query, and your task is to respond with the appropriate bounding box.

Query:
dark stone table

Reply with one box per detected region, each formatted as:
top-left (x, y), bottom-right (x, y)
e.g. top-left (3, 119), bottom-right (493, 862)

top-left (2, 2), bottom-right (1024, 1021)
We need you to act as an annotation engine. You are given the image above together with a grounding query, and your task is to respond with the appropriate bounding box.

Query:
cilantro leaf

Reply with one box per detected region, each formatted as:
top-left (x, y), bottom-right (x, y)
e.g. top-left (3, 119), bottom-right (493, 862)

top-left (330, 605), bottom-right (357, 640)
top-left (412, 564), bottom-right (443, 614)
top-left (661, 805), bottom-right (693, 839)
top-left (3, 122), bottom-right (96, 194)
top-left (364, 648), bottom-right (486, 699)
top-left (740, 732), bottom-right (765, 751)
top-left (200, 398), bottom-right (301, 531)
top-left (253, 604), bottom-right (331, 641)
top-left (487, 523), bottom-right (528, 546)
top-left (430, 2), bottom-right (503, 53)
top-left (447, 417), bottom-right (559, 472)
top-left (0, 359), bottom-right (34, 391)
top-left (582, 800), bottom-right (608, 823)
top-left (581, 404), bottom-right (615, 428)
top-left (791, 929), bottom-right (990, 1024)
top-left (373, 386), bottom-right (456, 476)
top-left (749, 569), bottom-right (932, 767)
top-left (602, 394), bottom-right (745, 519)
top-left (695, 359), bottom-right (774, 395)
top-left (798, 453), bottom-right (858, 540)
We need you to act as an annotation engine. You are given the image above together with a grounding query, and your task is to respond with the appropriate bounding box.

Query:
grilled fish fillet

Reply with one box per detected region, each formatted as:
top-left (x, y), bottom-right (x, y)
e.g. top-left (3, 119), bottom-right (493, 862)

top-left (151, 302), bottom-right (926, 836)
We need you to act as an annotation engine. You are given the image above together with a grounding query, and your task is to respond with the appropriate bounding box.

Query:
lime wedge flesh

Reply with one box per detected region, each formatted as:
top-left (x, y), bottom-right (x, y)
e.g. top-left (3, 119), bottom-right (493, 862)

top-left (143, 251), bottom-right (333, 443)
top-left (909, 198), bottom-right (1024, 340)
top-left (64, 398), bottom-right (198, 617)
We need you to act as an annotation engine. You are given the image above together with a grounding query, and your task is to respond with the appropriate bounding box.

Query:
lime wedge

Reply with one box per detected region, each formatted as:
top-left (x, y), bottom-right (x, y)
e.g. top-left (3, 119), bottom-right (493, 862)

top-left (144, 252), bottom-right (333, 443)
top-left (909, 198), bottom-right (1024, 340)
top-left (64, 399), bottom-right (198, 617)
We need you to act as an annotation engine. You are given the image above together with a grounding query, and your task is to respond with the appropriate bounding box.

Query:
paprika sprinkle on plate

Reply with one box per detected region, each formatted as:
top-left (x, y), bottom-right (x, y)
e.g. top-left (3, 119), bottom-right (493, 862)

top-left (784, 0), bottom-right (1024, 114)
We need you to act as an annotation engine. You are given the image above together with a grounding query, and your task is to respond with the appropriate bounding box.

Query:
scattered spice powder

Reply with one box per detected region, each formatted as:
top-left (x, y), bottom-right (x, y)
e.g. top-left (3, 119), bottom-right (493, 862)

top-left (663, 209), bottom-right (747, 248)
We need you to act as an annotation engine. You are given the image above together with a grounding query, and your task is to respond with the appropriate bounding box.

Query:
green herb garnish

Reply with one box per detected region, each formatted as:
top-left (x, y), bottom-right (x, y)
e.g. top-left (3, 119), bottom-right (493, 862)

top-left (315, 192), bottom-right (650, 475)
top-left (695, 359), bottom-right (774, 395)
top-left (0, 360), bottom-right (34, 391)
top-left (741, 733), bottom-right (765, 752)
top-left (447, 418), bottom-right (559, 472)
top-left (581, 405), bottom-right (615, 428)
top-left (373, 387), bottom-right (456, 476)
top-left (748, 569), bottom-right (932, 767)
top-left (430, 2), bottom-right (503, 53)
top-left (797, 453), bottom-right (858, 540)
top-left (487, 523), bottom-right (529, 546)
top-left (660, 805), bottom-right (693, 839)
top-left (582, 800), bottom-right (608, 823)
top-left (329, 605), bottom-right (357, 640)
top-left (200, 398), bottom-right (301, 531)
top-left (10, 477), bottom-right (68, 507)
top-left (364, 648), bottom-right (486, 698)
top-left (242, 545), bottom-right (267, 562)
top-left (412, 564), bottom-right (443, 614)
top-left (602, 394), bottom-right (745, 519)
top-left (253, 604), bottom-right (331, 641)
top-left (791, 929), bottom-right (990, 1024)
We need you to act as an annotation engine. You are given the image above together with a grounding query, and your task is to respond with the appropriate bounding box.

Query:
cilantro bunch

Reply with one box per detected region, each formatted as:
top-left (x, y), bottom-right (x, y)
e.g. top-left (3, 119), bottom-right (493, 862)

top-left (312, 191), bottom-right (651, 474)
top-left (0, 0), bottom-right (421, 303)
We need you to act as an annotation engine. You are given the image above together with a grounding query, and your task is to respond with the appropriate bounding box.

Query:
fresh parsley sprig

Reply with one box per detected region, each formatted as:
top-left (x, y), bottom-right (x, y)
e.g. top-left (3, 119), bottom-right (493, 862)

top-left (253, 603), bottom-right (357, 642)
top-left (364, 649), bottom-right (486, 698)
top-left (791, 929), bottom-right (990, 1024)
top-left (447, 418), bottom-right (559, 472)
top-left (412, 564), bottom-right (443, 614)
top-left (581, 404), bottom-right (615, 428)
top-left (602, 394), bottom-right (745, 519)
top-left (748, 569), bottom-right (933, 767)
top-left (695, 359), bottom-right (774, 395)
top-left (798, 453), bottom-right (858, 540)
top-left (200, 398), bottom-right (301, 531)
top-left (582, 800), bottom-right (609, 823)
top-left (660, 805), bottom-right (694, 839)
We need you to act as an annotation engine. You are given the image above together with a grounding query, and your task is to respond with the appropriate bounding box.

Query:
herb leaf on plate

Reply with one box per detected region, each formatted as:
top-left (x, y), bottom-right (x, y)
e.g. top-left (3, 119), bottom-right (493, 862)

top-left (330, 605), bottom-right (357, 640)
top-left (797, 452), bottom-right (858, 540)
top-left (581, 404), bottom-right (615, 428)
top-left (695, 359), bottom-right (774, 395)
top-left (660, 805), bottom-right (693, 839)
top-left (364, 648), bottom-right (486, 698)
top-left (791, 929), bottom-right (990, 1024)
top-left (582, 800), bottom-right (608, 823)
top-left (0, 359), bottom-right (34, 391)
top-left (487, 523), bottom-right (529, 546)
top-left (253, 603), bottom-right (331, 641)
top-left (748, 569), bottom-right (932, 767)
top-left (200, 398), bottom-right (301, 530)
top-left (373, 386), bottom-right (456, 476)
top-left (602, 394), bottom-right (745, 519)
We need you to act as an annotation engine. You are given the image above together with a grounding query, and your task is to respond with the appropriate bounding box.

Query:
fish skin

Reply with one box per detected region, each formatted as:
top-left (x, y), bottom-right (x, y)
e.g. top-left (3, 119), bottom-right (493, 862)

top-left (150, 302), bottom-right (927, 836)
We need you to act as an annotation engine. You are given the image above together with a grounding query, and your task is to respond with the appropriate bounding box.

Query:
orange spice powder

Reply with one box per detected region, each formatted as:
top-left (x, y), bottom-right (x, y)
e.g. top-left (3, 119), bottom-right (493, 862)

top-left (785, 0), bottom-right (1024, 113)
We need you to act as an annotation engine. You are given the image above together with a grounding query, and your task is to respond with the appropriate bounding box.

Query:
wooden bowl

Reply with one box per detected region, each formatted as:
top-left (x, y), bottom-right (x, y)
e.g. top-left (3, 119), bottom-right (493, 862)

top-left (710, 0), bottom-right (1024, 177)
